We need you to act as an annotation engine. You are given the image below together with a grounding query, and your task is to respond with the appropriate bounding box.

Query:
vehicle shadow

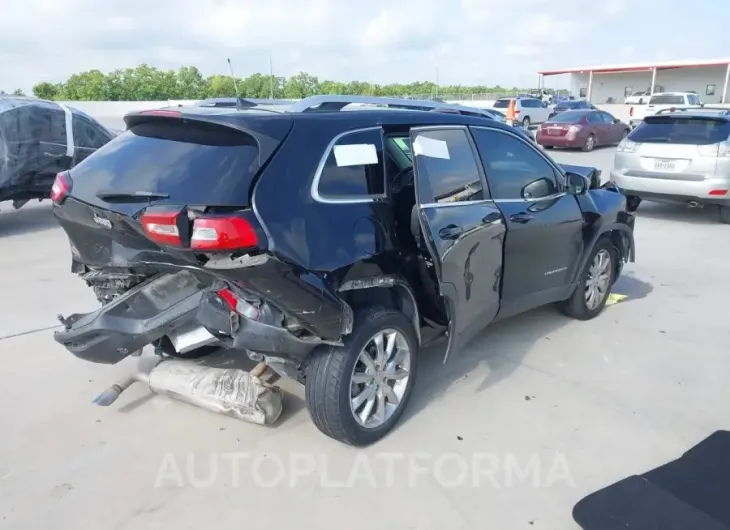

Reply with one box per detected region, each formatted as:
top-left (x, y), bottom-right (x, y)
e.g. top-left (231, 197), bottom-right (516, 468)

top-left (0, 202), bottom-right (59, 237)
top-left (402, 274), bottom-right (654, 427)
top-left (636, 202), bottom-right (721, 225)
top-left (402, 306), bottom-right (571, 425)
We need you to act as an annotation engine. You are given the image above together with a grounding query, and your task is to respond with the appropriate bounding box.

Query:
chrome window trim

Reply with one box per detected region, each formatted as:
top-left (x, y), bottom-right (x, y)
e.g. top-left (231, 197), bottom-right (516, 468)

top-left (420, 199), bottom-right (494, 208)
top-left (310, 126), bottom-right (387, 204)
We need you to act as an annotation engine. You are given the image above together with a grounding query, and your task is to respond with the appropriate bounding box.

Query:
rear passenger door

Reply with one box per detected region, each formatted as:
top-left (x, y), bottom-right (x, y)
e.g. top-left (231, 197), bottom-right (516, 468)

top-left (470, 126), bottom-right (584, 317)
top-left (410, 126), bottom-right (506, 362)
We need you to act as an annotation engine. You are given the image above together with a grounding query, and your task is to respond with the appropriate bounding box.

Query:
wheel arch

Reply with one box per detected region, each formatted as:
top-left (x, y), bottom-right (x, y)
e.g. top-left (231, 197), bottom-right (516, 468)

top-left (338, 276), bottom-right (422, 345)
top-left (569, 223), bottom-right (635, 295)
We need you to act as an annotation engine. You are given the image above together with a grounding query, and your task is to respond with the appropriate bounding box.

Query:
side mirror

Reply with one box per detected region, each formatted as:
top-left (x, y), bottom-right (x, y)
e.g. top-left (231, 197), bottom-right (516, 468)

top-left (613, 118), bottom-right (621, 124)
top-left (566, 172), bottom-right (590, 195)
top-left (522, 177), bottom-right (555, 200)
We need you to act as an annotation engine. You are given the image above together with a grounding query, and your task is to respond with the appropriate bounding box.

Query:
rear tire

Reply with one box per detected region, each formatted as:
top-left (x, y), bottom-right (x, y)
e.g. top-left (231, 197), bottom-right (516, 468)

top-left (522, 116), bottom-right (531, 129)
top-left (719, 205), bottom-right (730, 224)
top-left (543, 145), bottom-right (554, 150)
top-left (304, 306), bottom-right (418, 446)
top-left (582, 134), bottom-right (596, 152)
top-left (559, 238), bottom-right (616, 320)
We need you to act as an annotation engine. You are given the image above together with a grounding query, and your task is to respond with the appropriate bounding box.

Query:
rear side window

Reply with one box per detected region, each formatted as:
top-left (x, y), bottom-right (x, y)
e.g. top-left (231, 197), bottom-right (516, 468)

top-left (412, 128), bottom-right (484, 204)
top-left (69, 120), bottom-right (262, 207)
top-left (493, 99), bottom-right (510, 109)
top-left (649, 95), bottom-right (685, 105)
top-left (72, 115), bottom-right (110, 149)
top-left (629, 117), bottom-right (730, 145)
top-left (317, 128), bottom-right (385, 199)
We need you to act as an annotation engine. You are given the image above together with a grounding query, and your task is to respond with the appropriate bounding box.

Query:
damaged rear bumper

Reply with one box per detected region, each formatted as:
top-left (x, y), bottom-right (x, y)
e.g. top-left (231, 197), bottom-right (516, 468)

top-left (54, 271), bottom-right (207, 364)
top-left (196, 289), bottom-right (325, 365)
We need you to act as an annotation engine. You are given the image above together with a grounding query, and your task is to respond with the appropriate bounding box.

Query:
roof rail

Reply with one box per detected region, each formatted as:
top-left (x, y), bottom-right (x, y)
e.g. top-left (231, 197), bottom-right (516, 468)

top-left (655, 106), bottom-right (730, 115)
top-left (288, 95), bottom-right (464, 113)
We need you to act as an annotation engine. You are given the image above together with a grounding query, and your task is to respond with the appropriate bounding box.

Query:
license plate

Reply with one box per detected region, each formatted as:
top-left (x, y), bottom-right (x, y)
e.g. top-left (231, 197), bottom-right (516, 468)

top-left (653, 159), bottom-right (676, 170)
top-left (548, 128), bottom-right (562, 136)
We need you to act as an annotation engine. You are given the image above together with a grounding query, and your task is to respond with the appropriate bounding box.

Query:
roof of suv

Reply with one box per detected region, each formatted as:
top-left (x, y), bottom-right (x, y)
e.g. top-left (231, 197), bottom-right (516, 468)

top-left (126, 95), bottom-right (520, 133)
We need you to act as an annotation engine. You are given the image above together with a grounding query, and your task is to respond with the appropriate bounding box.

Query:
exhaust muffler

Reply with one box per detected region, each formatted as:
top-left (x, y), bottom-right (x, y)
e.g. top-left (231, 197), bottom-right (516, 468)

top-left (93, 357), bottom-right (283, 426)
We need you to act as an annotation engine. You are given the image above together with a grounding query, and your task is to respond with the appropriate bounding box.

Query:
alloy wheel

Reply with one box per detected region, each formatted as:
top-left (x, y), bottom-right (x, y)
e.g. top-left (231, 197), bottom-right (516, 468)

top-left (585, 249), bottom-right (611, 310)
top-left (349, 329), bottom-right (411, 429)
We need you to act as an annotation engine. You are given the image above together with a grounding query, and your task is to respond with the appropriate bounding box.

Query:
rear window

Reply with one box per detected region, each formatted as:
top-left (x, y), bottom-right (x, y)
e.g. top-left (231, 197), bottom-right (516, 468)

top-left (628, 117), bottom-right (730, 145)
top-left (649, 95), bottom-right (685, 105)
top-left (549, 110), bottom-right (586, 123)
top-left (493, 99), bottom-right (511, 109)
top-left (69, 120), bottom-right (262, 208)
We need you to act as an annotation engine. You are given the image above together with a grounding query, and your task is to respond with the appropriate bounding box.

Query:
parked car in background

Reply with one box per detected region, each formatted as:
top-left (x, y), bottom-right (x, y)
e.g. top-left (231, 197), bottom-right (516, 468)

top-left (612, 108), bottom-right (730, 223)
top-left (548, 100), bottom-right (597, 120)
top-left (624, 91), bottom-right (652, 105)
top-left (0, 96), bottom-right (115, 211)
top-left (536, 109), bottom-right (630, 152)
top-left (492, 97), bottom-right (551, 129)
top-left (628, 92), bottom-right (703, 128)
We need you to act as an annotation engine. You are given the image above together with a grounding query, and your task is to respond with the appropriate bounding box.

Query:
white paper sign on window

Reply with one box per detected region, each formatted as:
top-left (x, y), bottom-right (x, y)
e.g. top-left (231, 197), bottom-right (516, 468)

top-left (413, 136), bottom-right (450, 159)
top-left (333, 144), bottom-right (379, 167)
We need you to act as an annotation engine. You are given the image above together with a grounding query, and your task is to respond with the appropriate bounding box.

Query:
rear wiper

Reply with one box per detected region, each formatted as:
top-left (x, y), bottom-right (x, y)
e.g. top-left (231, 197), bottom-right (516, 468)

top-left (96, 190), bottom-right (170, 202)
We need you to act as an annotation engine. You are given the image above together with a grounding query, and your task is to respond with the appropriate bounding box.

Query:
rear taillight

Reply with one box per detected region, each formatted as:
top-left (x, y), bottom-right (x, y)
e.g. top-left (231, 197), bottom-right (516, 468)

top-left (709, 189), bottom-right (728, 196)
top-left (216, 288), bottom-right (261, 320)
top-left (140, 211), bottom-right (183, 246)
top-left (50, 172), bottom-right (72, 204)
top-left (617, 138), bottom-right (640, 153)
top-left (191, 216), bottom-right (258, 251)
top-left (698, 141), bottom-right (730, 158)
top-left (629, 107), bottom-right (634, 117)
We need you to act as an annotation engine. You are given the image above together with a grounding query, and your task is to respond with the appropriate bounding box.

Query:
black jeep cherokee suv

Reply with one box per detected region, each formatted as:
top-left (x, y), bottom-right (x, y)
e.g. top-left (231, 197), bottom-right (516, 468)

top-left (52, 95), bottom-right (636, 446)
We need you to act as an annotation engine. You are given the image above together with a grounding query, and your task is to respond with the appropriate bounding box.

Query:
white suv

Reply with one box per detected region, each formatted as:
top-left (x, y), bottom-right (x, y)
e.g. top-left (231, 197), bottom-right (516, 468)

top-left (492, 97), bottom-right (551, 128)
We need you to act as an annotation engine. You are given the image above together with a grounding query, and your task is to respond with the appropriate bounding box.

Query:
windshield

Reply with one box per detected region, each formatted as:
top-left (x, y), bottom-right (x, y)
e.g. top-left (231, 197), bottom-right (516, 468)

top-left (548, 111), bottom-right (586, 123)
top-left (629, 117), bottom-right (730, 145)
top-left (493, 99), bottom-right (511, 109)
top-left (649, 95), bottom-right (685, 105)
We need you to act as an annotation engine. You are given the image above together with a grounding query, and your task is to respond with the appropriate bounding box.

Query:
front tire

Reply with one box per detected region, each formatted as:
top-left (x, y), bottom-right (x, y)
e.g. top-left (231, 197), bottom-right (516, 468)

top-left (559, 238), bottom-right (616, 320)
top-left (304, 306), bottom-right (418, 446)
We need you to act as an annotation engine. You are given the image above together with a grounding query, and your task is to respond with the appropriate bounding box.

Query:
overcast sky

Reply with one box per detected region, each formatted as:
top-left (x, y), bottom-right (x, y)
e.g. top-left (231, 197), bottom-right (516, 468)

top-left (1, 0), bottom-right (728, 93)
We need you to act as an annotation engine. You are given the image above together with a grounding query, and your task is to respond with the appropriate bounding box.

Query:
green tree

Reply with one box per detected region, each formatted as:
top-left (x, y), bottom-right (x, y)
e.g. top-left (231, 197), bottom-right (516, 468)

top-left (12, 88), bottom-right (26, 96)
top-left (31, 64), bottom-right (530, 102)
top-left (32, 82), bottom-right (59, 99)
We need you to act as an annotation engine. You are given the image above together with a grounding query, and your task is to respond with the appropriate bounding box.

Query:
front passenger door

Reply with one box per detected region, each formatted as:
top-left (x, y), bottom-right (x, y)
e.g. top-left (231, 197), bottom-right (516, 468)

top-left (410, 127), bottom-right (506, 362)
top-left (470, 126), bottom-right (584, 317)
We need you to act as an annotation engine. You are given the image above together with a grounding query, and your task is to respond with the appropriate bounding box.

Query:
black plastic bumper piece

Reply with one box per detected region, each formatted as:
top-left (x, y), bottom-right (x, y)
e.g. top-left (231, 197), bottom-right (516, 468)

top-left (54, 271), bottom-right (206, 364)
top-left (196, 290), bottom-right (321, 365)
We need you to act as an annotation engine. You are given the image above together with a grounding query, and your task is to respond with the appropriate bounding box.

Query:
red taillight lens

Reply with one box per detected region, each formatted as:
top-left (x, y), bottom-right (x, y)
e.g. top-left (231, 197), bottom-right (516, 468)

top-left (140, 211), bottom-right (182, 246)
top-left (191, 216), bottom-right (258, 251)
top-left (629, 107), bottom-right (634, 117)
top-left (50, 172), bottom-right (71, 204)
top-left (709, 189), bottom-right (728, 196)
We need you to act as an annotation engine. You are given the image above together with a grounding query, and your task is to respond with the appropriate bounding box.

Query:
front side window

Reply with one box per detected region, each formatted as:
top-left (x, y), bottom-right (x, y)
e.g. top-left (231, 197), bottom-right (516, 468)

top-left (472, 128), bottom-right (560, 200)
top-left (411, 128), bottom-right (484, 204)
top-left (317, 128), bottom-right (386, 199)
top-left (586, 112), bottom-right (602, 124)
top-left (73, 115), bottom-right (111, 149)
